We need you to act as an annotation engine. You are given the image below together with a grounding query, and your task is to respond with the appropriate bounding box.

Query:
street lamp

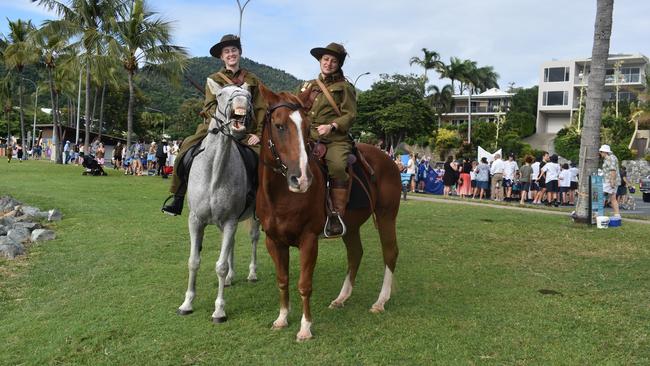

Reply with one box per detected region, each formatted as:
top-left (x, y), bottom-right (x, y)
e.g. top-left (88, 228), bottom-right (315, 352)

top-left (22, 78), bottom-right (39, 154)
top-left (353, 72), bottom-right (371, 88)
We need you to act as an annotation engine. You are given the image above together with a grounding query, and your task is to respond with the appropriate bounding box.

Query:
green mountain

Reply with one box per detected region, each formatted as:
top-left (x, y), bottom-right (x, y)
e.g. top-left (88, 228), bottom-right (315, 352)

top-left (137, 56), bottom-right (303, 114)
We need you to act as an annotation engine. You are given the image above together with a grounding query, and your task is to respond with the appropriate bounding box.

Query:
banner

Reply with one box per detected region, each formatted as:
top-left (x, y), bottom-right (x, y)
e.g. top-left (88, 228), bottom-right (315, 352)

top-left (477, 146), bottom-right (502, 163)
top-left (590, 174), bottom-right (604, 225)
top-left (424, 167), bottom-right (444, 194)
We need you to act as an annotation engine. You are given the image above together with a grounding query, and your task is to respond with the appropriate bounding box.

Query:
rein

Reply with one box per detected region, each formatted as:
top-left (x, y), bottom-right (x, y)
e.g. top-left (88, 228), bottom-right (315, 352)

top-left (262, 101), bottom-right (303, 176)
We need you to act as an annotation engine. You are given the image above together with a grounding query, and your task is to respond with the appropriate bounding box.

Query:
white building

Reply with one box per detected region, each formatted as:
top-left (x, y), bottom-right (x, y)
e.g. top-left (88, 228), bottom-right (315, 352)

top-left (441, 88), bottom-right (514, 125)
top-left (536, 53), bottom-right (648, 134)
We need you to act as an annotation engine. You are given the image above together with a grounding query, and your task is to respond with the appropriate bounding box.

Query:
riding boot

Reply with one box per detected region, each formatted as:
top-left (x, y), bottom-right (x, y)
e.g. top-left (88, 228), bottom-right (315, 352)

top-left (162, 194), bottom-right (185, 216)
top-left (325, 180), bottom-right (349, 238)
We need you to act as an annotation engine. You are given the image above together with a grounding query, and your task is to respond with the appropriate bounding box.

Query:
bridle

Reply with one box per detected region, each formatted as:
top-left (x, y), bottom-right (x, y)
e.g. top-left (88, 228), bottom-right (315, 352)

top-left (262, 101), bottom-right (305, 176)
top-left (206, 85), bottom-right (253, 138)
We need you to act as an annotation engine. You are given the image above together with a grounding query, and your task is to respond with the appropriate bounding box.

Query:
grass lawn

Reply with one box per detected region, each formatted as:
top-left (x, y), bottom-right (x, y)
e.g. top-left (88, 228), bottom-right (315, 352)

top-left (1, 160), bottom-right (649, 365)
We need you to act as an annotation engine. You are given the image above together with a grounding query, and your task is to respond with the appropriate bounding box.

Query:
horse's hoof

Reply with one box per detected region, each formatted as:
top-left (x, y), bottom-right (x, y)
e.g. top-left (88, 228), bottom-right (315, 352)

top-left (247, 278), bottom-right (258, 283)
top-left (176, 309), bottom-right (193, 316)
top-left (369, 305), bottom-right (385, 314)
top-left (271, 321), bottom-right (288, 330)
top-left (224, 283), bottom-right (232, 288)
top-left (212, 316), bottom-right (228, 324)
top-left (296, 332), bottom-right (313, 342)
top-left (328, 301), bottom-right (344, 309)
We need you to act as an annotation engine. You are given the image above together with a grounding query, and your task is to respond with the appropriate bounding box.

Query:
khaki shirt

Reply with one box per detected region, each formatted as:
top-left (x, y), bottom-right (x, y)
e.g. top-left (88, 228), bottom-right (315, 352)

top-left (202, 67), bottom-right (267, 137)
top-left (301, 74), bottom-right (356, 143)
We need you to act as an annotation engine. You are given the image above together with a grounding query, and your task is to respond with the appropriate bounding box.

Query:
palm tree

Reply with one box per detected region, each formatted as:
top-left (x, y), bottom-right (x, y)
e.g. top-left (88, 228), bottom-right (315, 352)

top-left (33, 0), bottom-right (123, 154)
top-left (108, 0), bottom-right (188, 149)
top-left (3, 19), bottom-right (38, 152)
top-left (409, 48), bottom-right (443, 94)
top-left (427, 84), bottom-right (453, 129)
top-left (439, 57), bottom-right (468, 95)
top-left (574, 0), bottom-right (614, 223)
top-left (30, 25), bottom-right (72, 163)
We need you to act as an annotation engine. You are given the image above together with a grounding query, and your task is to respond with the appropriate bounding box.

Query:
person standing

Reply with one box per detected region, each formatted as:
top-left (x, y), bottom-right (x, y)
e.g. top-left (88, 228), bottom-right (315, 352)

top-left (533, 152), bottom-right (550, 204)
top-left (156, 139), bottom-right (168, 177)
top-left (490, 153), bottom-right (505, 201)
top-left (16, 142), bottom-right (23, 162)
top-left (162, 34), bottom-right (266, 216)
top-left (300, 42), bottom-right (357, 237)
top-left (96, 143), bottom-right (105, 166)
top-left (540, 154), bottom-right (561, 206)
top-left (406, 153), bottom-right (417, 193)
top-left (113, 142), bottom-right (123, 170)
top-left (569, 162), bottom-right (579, 205)
top-left (558, 163), bottom-right (572, 205)
top-left (503, 154), bottom-right (519, 201)
top-left (6, 141), bottom-right (13, 163)
top-left (599, 144), bottom-right (621, 217)
top-left (458, 158), bottom-right (473, 198)
top-left (442, 155), bottom-right (458, 196)
top-left (519, 155), bottom-right (533, 205)
top-left (475, 157), bottom-right (490, 200)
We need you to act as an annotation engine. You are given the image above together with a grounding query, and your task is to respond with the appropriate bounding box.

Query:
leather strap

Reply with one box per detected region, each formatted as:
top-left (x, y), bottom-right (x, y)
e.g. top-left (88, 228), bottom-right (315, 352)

top-left (216, 70), bottom-right (248, 86)
top-left (315, 78), bottom-right (342, 117)
top-left (216, 72), bottom-right (233, 84)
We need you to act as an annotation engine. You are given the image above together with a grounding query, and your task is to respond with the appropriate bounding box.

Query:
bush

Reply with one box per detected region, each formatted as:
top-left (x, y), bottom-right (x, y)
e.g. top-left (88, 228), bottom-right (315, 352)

top-left (612, 144), bottom-right (633, 161)
top-left (554, 128), bottom-right (580, 162)
top-left (435, 128), bottom-right (461, 160)
top-left (503, 111), bottom-right (536, 138)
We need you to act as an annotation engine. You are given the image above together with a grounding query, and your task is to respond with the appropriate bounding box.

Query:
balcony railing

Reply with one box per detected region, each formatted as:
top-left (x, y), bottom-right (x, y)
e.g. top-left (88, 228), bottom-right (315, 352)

top-left (576, 73), bottom-right (641, 84)
top-left (453, 106), bottom-right (507, 113)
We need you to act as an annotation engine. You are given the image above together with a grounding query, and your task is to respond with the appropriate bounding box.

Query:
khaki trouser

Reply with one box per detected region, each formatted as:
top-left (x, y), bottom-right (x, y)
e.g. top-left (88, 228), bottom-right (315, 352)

top-left (491, 173), bottom-right (504, 200)
top-left (324, 141), bottom-right (352, 181)
top-left (169, 123), bottom-right (260, 195)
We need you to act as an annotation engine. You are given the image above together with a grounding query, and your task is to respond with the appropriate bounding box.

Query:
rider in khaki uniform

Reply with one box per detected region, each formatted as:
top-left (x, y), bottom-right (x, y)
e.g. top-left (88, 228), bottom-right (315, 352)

top-left (301, 42), bottom-right (357, 236)
top-left (162, 34), bottom-right (266, 215)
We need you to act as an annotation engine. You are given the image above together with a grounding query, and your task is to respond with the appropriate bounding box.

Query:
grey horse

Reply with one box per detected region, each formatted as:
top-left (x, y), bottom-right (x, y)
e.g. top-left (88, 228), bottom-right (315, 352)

top-left (176, 80), bottom-right (260, 323)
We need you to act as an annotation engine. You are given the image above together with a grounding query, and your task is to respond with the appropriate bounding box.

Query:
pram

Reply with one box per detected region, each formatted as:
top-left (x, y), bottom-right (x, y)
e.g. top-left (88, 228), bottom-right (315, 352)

top-left (400, 172), bottom-right (411, 201)
top-left (82, 154), bottom-right (107, 176)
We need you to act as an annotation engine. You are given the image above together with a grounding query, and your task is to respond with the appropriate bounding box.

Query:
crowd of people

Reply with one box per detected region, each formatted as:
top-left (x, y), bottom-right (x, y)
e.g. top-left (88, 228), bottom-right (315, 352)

top-left (110, 139), bottom-right (180, 177)
top-left (395, 145), bottom-right (632, 217)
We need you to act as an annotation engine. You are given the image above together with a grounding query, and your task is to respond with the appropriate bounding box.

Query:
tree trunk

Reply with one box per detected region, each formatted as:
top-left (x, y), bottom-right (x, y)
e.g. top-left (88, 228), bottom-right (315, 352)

top-left (18, 76), bottom-right (26, 157)
top-left (574, 0), bottom-right (614, 223)
top-left (91, 85), bottom-right (99, 129)
top-left (98, 83), bottom-right (106, 139)
top-left (127, 71), bottom-right (135, 150)
top-left (47, 68), bottom-right (63, 164)
top-left (84, 61), bottom-right (92, 154)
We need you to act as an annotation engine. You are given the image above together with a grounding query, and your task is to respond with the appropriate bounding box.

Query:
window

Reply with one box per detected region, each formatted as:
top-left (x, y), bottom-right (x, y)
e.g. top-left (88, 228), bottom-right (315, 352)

top-left (543, 91), bottom-right (568, 106)
top-left (544, 67), bottom-right (570, 82)
top-left (606, 66), bottom-right (641, 83)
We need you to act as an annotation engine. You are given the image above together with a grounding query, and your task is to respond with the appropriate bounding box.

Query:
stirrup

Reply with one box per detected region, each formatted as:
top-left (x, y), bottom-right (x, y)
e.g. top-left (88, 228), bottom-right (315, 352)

top-left (161, 195), bottom-right (181, 216)
top-left (323, 213), bottom-right (346, 239)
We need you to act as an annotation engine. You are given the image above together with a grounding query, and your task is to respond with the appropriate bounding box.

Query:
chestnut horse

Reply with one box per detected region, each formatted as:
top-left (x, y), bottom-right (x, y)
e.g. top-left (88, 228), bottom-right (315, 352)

top-left (256, 85), bottom-right (401, 341)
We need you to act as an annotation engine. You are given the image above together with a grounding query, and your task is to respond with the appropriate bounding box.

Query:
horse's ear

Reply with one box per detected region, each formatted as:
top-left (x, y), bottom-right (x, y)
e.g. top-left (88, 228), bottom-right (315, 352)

top-left (241, 82), bottom-right (250, 91)
top-left (206, 78), bottom-right (222, 96)
top-left (258, 83), bottom-right (279, 105)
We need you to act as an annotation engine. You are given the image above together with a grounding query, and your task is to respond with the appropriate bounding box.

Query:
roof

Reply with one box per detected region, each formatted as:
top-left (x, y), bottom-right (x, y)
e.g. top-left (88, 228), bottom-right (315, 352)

top-left (451, 88), bottom-right (514, 99)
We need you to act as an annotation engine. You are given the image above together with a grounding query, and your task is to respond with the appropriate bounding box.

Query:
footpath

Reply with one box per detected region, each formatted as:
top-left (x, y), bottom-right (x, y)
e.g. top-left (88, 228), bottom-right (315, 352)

top-left (407, 194), bottom-right (650, 225)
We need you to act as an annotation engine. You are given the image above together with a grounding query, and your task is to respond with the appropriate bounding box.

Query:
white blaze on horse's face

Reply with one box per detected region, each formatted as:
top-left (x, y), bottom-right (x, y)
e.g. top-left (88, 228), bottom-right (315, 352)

top-left (206, 78), bottom-right (251, 136)
top-left (288, 110), bottom-right (312, 193)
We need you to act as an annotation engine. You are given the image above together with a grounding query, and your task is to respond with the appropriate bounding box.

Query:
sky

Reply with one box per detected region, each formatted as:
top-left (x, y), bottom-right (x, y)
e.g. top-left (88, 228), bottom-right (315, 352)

top-left (1, 0), bottom-right (649, 91)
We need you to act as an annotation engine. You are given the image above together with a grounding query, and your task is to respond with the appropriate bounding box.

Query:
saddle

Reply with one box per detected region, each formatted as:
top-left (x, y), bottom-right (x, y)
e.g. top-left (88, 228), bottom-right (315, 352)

top-left (311, 141), bottom-right (376, 212)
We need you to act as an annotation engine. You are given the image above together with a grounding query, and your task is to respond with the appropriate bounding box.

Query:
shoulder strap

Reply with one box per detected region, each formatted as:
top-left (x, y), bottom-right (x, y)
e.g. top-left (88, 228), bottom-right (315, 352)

top-left (315, 78), bottom-right (342, 117)
top-left (216, 70), bottom-right (248, 86)
top-left (215, 72), bottom-right (234, 85)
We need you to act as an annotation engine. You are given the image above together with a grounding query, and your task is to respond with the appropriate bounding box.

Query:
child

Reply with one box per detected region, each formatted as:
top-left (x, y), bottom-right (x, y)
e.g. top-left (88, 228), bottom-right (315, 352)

top-left (541, 154), bottom-right (560, 206)
top-left (558, 163), bottom-right (572, 205)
